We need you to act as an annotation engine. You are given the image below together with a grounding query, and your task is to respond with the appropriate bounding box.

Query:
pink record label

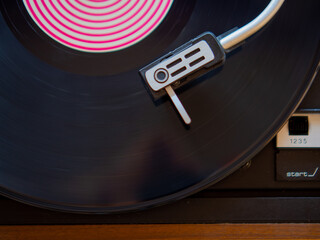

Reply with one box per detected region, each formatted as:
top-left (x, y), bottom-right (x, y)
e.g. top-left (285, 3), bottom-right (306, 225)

top-left (23, 0), bottom-right (173, 52)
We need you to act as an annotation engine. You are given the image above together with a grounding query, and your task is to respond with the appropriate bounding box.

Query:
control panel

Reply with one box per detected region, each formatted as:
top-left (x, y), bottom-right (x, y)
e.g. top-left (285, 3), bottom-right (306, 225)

top-left (276, 113), bottom-right (320, 148)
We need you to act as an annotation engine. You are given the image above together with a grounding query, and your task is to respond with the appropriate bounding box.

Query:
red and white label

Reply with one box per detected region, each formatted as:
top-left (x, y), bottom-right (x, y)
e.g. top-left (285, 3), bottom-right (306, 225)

top-left (23, 0), bottom-right (173, 52)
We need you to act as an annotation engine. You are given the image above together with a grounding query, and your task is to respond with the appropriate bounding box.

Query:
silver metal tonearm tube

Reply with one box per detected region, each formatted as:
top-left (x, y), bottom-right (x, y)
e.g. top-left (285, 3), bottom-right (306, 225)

top-left (220, 0), bottom-right (285, 51)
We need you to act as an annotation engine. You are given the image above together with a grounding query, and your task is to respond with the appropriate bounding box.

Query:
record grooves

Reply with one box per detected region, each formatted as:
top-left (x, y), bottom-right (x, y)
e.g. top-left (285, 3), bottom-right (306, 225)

top-left (0, 0), bottom-right (319, 213)
top-left (0, 0), bottom-right (195, 75)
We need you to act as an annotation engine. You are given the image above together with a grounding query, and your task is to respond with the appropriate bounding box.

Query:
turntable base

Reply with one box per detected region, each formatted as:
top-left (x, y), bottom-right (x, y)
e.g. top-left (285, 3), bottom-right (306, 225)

top-left (1, 224), bottom-right (320, 240)
top-left (0, 0), bottom-right (319, 213)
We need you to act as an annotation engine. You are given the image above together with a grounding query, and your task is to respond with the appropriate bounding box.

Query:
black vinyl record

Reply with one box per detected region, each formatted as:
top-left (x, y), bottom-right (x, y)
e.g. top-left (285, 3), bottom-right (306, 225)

top-left (0, 0), bottom-right (319, 213)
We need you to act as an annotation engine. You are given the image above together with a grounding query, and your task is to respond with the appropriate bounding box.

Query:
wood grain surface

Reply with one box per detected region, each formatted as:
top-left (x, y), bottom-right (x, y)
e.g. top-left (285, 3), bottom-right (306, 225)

top-left (1, 224), bottom-right (320, 240)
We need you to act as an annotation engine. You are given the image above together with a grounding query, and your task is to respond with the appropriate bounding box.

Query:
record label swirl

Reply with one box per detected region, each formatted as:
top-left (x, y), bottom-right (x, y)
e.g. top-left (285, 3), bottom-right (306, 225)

top-left (23, 0), bottom-right (173, 52)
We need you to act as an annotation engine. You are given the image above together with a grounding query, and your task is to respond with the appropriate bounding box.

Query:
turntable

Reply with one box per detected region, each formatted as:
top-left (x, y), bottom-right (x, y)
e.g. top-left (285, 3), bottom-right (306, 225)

top-left (0, 0), bottom-right (319, 223)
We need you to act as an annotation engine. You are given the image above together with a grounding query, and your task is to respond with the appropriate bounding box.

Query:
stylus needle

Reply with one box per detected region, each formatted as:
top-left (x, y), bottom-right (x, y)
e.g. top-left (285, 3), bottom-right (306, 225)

top-left (165, 85), bottom-right (191, 125)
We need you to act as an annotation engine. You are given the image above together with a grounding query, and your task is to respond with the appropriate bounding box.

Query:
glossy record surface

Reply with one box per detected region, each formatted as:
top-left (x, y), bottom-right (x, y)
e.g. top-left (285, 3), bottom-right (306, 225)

top-left (0, 0), bottom-right (319, 213)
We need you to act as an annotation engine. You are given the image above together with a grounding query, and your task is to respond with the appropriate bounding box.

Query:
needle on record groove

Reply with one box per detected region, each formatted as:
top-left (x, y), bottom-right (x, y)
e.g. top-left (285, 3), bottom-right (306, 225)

top-left (165, 85), bottom-right (191, 125)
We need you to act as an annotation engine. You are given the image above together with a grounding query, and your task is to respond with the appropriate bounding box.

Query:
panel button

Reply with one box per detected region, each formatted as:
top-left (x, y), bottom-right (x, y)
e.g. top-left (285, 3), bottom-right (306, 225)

top-left (289, 116), bottom-right (308, 135)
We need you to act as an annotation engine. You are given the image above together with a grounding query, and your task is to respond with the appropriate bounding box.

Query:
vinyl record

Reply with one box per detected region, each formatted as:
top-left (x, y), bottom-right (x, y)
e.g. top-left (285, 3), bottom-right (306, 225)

top-left (0, 0), bottom-right (319, 213)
